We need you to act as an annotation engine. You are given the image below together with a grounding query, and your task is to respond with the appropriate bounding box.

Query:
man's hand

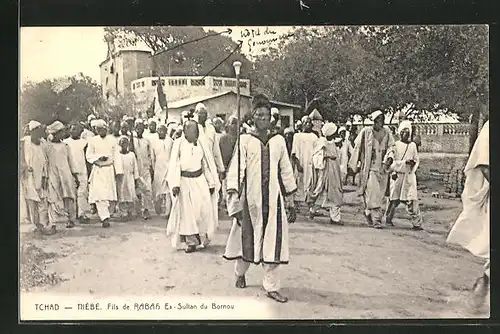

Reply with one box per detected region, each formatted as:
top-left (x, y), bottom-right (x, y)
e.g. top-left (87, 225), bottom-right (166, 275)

top-left (172, 187), bottom-right (180, 197)
top-left (296, 164), bottom-right (304, 173)
top-left (116, 174), bottom-right (124, 182)
top-left (27, 166), bottom-right (34, 172)
top-left (287, 206), bottom-right (297, 223)
top-left (98, 156), bottom-right (108, 162)
top-left (42, 177), bottom-right (48, 190)
top-left (406, 159), bottom-right (416, 168)
top-left (73, 174), bottom-right (80, 188)
top-left (150, 167), bottom-right (155, 180)
top-left (329, 156), bottom-right (337, 160)
top-left (209, 187), bottom-right (215, 195)
top-left (384, 157), bottom-right (394, 168)
top-left (219, 171), bottom-right (226, 181)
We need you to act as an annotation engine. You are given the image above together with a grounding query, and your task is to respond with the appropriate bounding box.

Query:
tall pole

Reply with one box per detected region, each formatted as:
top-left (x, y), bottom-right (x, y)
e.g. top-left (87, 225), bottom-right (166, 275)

top-left (233, 61), bottom-right (242, 195)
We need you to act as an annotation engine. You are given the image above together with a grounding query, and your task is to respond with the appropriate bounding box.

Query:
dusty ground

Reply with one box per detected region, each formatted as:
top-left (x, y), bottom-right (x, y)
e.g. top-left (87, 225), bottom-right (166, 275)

top-left (19, 155), bottom-right (489, 320)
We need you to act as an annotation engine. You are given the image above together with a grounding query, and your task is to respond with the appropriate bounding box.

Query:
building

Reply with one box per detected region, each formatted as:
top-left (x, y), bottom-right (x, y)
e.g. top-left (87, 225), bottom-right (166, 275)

top-left (153, 91), bottom-right (299, 129)
top-left (99, 49), bottom-right (153, 106)
top-left (131, 75), bottom-right (251, 113)
top-left (98, 50), bottom-right (301, 125)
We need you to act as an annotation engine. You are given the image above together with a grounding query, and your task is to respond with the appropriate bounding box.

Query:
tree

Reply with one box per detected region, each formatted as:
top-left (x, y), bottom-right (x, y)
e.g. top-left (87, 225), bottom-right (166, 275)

top-left (20, 73), bottom-right (103, 126)
top-left (104, 26), bottom-right (252, 78)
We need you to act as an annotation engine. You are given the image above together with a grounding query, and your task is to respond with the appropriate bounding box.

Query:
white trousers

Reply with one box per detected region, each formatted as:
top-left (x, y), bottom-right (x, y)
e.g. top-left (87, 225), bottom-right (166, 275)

top-left (235, 259), bottom-right (280, 292)
top-left (95, 200), bottom-right (111, 221)
top-left (311, 204), bottom-right (341, 223)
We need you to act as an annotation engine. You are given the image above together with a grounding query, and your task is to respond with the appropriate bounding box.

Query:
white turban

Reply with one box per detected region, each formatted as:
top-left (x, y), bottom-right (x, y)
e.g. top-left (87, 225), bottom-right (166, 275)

top-left (338, 126), bottom-right (347, 133)
top-left (271, 107), bottom-right (280, 116)
top-left (296, 120), bottom-right (302, 126)
top-left (176, 124), bottom-right (183, 131)
top-left (370, 110), bottom-right (384, 121)
top-left (94, 119), bottom-right (107, 128)
top-left (90, 120), bottom-right (98, 127)
top-left (398, 120), bottom-right (412, 136)
top-left (284, 127), bottom-right (294, 135)
top-left (195, 103), bottom-right (207, 113)
top-left (322, 123), bottom-right (338, 137)
top-left (301, 115), bottom-right (310, 123)
top-left (87, 114), bottom-right (96, 122)
top-left (46, 121), bottom-right (65, 134)
top-left (345, 120), bottom-right (352, 126)
top-left (28, 120), bottom-right (42, 131)
top-left (134, 119), bottom-right (143, 126)
top-left (148, 118), bottom-right (156, 125)
top-left (334, 137), bottom-right (343, 143)
top-left (118, 135), bottom-right (129, 145)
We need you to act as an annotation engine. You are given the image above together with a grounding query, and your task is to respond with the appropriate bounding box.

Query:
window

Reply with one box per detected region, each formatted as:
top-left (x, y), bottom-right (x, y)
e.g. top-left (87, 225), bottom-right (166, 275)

top-left (239, 81), bottom-right (247, 88)
top-left (191, 78), bottom-right (206, 86)
top-left (224, 80), bottom-right (236, 87)
top-left (213, 79), bottom-right (223, 87)
top-left (152, 80), bottom-right (157, 87)
top-left (161, 79), bottom-right (165, 86)
top-left (110, 63), bottom-right (114, 74)
top-left (141, 81), bottom-right (145, 87)
top-left (115, 73), bottom-right (119, 94)
top-left (180, 79), bottom-right (187, 85)
top-left (168, 79), bottom-right (177, 86)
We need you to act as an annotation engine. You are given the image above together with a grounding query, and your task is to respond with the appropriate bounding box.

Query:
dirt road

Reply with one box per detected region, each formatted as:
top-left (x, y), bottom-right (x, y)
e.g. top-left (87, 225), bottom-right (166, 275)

top-left (19, 185), bottom-right (489, 319)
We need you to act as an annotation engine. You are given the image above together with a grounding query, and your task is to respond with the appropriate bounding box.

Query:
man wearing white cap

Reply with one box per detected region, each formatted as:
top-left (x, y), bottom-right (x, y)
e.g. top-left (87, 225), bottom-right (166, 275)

top-left (144, 118), bottom-right (159, 142)
top-left (194, 103), bottom-right (225, 221)
top-left (384, 120), bottom-right (423, 230)
top-left (447, 120), bottom-right (489, 309)
top-left (291, 115), bottom-right (318, 206)
top-left (270, 107), bottom-right (281, 135)
top-left (151, 124), bottom-right (174, 217)
top-left (64, 123), bottom-right (91, 223)
top-left (81, 115), bottom-right (96, 140)
top-left (20, 121), bottom-right (55, 235)
top-left (349, 110), bottom-right (395, 228)
top-left (86, 119), bottom-right (117, 227)
top-left (45, 121), bottom-right (78, 228)
top-left (132, 119), bottom-right (154, 219)
top-left (308, 123), bottom-right (344, 225)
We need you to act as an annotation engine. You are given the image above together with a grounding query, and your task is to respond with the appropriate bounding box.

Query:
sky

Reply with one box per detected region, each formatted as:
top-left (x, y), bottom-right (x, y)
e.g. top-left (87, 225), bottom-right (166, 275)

top-left (20, 26), bottom-right (295, 86)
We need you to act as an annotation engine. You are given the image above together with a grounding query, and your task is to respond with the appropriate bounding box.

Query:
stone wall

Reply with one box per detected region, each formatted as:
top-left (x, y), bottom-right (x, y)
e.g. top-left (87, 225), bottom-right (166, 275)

top-left (353, 123), bottom-right (471, 154)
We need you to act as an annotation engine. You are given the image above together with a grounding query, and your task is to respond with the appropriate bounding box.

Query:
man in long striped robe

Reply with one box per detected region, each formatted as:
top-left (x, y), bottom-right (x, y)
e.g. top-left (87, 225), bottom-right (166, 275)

top-left (223, 94), bottom-right (297, 303)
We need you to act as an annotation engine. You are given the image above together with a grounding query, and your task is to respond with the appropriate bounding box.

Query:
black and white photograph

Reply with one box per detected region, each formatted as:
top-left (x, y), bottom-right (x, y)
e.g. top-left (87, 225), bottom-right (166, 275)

top-left (19, 25), bottom-right (489, 320)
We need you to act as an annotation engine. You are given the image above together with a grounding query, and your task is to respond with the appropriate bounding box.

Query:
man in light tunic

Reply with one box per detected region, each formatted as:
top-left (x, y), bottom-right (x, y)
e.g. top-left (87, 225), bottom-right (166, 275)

top-left (307, 123), bottom-right (344, 225)
top-left (114, 136), bottom-right (140, 221)
top-left (151, 124), bottom-right (174, 217)
top-left (63, 123), bottom-right (91, 223)
top-left (291, 116), bottom-right (318, 205)
top-left (447, 120), bottom-right (489, 309)
top-left (349, 110), bottom-right (395, 229)
top-left (45, 121), bottom-right (78, 228)
top-left (383, 120), bottom-right (423, 230)
top-left (132, 120), bottom-right (154, 220)
top-left (86, 119), bottom-right (117, 228)
top-left (337, 126), bottom-right (354, 185)
top-left (194, 103), bottom-right (224, 220)
top-left (166, 120), bottom-right (218, 253)
top-left (223, 94), bottom-right (297, 303)
top-left (20, 121), bottom-right (55, 235)
top-left (144, 118), bottom-right (159, 141)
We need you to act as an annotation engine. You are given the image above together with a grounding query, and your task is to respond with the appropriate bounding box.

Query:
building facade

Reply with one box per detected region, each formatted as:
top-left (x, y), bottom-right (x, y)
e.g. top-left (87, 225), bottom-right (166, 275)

top-left (99, 49), bottom-right (153, 106)
top-left (131, 75), bottom-right (251, 114)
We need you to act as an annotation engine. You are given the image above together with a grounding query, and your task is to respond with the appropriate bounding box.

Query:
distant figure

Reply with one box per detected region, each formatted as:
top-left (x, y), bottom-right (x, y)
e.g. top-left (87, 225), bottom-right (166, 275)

top-left (307, 123), bottom-right (344, 225)
top-left (151, 124), bottom-right (174, 218)
top-left (337, 126), bottom-right (354, 185)
top-left (349, 110), bottom-right (395, 229)
top-left (114, 136), bottom-right (140, 221)
top-left (383, 121), bottom-right (423, 230)
top-left (45, 121), bottom-right (77, 229)
top-left (447, 120), bottom-right (489, 310)
top-left (291, 116), bottom-right (318, 205)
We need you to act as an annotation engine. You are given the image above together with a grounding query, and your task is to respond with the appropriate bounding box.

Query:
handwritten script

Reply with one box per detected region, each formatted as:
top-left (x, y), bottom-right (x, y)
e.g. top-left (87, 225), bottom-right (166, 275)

top-left (238, 27), bottom-right (295, 53)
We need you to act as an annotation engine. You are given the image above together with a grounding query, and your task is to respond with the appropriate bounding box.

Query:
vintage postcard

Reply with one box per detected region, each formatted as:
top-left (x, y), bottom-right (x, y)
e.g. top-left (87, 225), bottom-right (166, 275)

top-left (19, 25), bottom-right (489, 321)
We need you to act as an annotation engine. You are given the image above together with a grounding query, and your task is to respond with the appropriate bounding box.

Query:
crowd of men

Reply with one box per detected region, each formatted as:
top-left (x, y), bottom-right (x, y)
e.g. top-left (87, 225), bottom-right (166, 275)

top-left (20, 94), bottom-right (489, 307)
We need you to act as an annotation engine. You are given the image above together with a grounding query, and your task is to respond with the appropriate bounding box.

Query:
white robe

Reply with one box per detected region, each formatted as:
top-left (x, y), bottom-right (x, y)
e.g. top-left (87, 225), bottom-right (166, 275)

top-left (388, 141), bottom-right (419, 201)
top-left (86, 135), bottom-right (117, 202)
top-left (223, 133), bottom-right (297, 264)
top-left (291, 132), bottom-right (318, 201)
top-left (151, 136), bottom-right (174, 197)
top-left (166, 137), bottom-right (218, 249)
top-left (447, 121), bottom-right (489, 259)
